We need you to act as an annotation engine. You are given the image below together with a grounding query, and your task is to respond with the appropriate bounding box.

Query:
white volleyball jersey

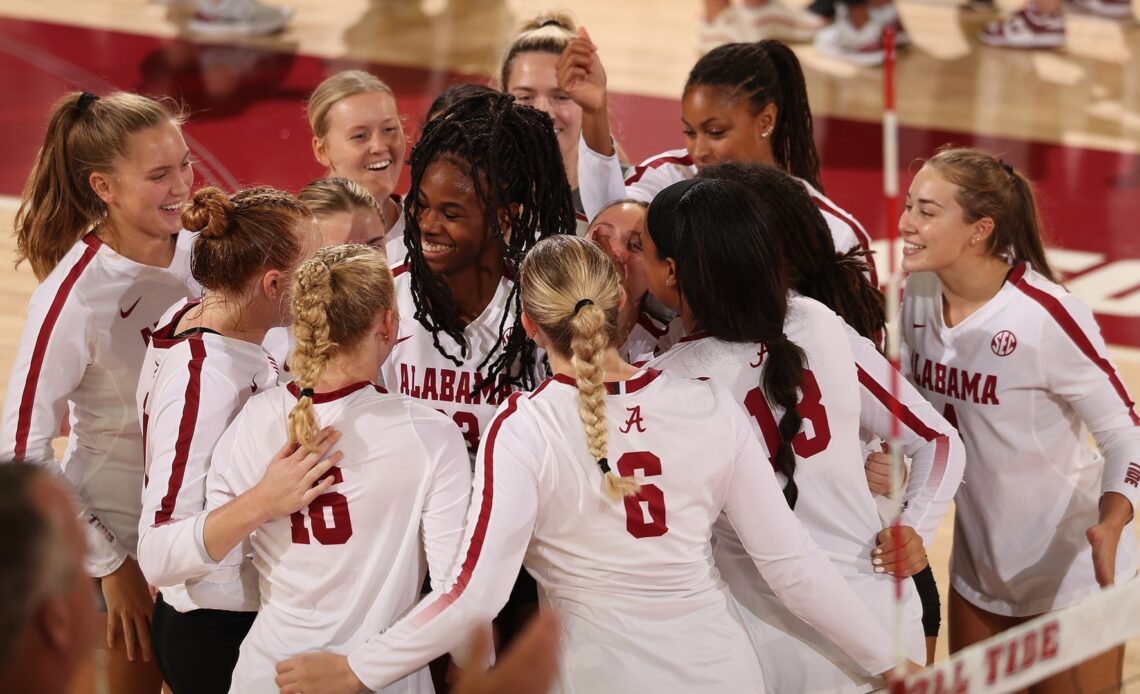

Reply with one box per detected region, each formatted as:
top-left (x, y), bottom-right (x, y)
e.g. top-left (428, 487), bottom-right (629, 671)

top-left (902, 265), bottom-right (1140, 617)
top-left (576, 139), bottom-right (878, 285)
top-left (0, 231), bottom-right (198, 577)
top-left (204, 381), bottom-right (471, 694)
top-left (384, 194), bottom-right (408, 267)
top-left (137, 298), bottom-right (199, 425)
top-left (137, 329), bottom-right (278, 614)
top-left (345, 370), bottom-right (897, 693)
top-left (846, 322), bottom-right (965, 548)
top-left (620, 308), bottom-right (683, 366)
top-left (649, 295), bottom-right (923, 693)
top-left (379, 263), bottom-right (539, 460)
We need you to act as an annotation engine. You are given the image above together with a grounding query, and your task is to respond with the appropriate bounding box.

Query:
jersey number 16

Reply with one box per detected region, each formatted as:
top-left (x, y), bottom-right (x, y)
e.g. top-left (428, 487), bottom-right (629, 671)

top-left (290, 466), bottom-right (353, 545)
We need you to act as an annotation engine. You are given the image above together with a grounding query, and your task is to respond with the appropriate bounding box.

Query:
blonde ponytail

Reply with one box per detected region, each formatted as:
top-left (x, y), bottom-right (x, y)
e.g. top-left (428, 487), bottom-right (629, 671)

top-left (519, 235), bottom-right (639, 501)
top-left (287, 244), bottom-right (396, 450)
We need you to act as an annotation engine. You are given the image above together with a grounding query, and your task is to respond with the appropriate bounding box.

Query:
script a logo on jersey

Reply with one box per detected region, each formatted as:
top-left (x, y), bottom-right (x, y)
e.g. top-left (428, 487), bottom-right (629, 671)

top-left (619, 406), bottom-right (646, 434)
top-left (991, 330), bottom-right (1017, 356)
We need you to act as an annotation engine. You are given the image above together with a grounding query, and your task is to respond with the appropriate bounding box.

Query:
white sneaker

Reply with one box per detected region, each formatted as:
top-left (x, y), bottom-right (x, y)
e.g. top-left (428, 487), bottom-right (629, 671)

top-left (738, 1), bottom-right (827, 42)
top-left (699, 5), bottom-right (750, 54)
top-left (188, 0), bottom-right (293, 37)
top-left (980, 4), bottom-right (1065, 48)
top-left (868, 2), bottom-right (910, 46)
top-left (813, 10), bottom-right (886, 65)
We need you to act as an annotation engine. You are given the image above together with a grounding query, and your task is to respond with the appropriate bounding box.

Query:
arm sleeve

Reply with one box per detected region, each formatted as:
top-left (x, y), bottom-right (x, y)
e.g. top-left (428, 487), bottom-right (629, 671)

top-left (412, 412), bottom-right (474, 592)
top-left (577, 134), bottom-right (631, 221)
top-left (721, 400), bottom-right (897, 677)
top-left (137, 362), bottom-right (243, 587)
top-left (1042, 295), bottom-right (1140, 508)
top-left (851, 333), bottom-right (965, 547)
top-left (346, 394), bottom-right (538, 691)
top-left (0, 294), bottom-right (128, 577)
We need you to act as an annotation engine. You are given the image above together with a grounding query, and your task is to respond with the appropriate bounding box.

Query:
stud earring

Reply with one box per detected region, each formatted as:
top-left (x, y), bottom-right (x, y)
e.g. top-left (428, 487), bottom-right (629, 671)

top-left (762, 129), bottom-right (772, 138)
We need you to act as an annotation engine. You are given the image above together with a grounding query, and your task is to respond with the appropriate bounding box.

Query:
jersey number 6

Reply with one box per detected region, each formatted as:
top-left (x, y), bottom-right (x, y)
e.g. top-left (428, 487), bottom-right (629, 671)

top-left (618, 452), bottom-right (668, 539)
top-left (290, 466), bottom-right (353, 545)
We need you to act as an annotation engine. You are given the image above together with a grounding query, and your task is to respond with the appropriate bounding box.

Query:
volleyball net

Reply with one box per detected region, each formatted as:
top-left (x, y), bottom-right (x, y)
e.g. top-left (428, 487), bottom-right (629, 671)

top-left (893, 577), bottom-right (1140, 694)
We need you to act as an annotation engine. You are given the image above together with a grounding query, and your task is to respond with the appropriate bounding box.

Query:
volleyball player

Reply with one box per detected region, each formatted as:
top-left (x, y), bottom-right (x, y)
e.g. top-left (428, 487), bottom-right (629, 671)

top-left (381, 91), bottom-right (574, 459)
top-left (499, 13), bottom-right (591, 233)
top-left (644, 178), bottom-right (925, 692)
top-left (135, 186), bottom-right (319, 692)
top-left (183, 244), bottom-right (469, 693)
top-left (558, 35), bottom-right (878, 284)
top-left (307, 70), bottom-right (408, 263)
top-left (275, 234), bottom-right (910, 694)
top-left (698, 161), bottom-right (966, 664)
top-left (583, 199), bottom-right (679, 364)
top-left (0, 91), bottom-right (200, 694)
top-left (900, 147), bottom-right (1140, 692)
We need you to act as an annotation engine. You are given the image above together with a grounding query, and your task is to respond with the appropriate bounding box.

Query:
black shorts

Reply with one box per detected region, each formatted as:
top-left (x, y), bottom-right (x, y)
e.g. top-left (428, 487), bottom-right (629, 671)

top-left (152, 592), bottom-right (256, 694)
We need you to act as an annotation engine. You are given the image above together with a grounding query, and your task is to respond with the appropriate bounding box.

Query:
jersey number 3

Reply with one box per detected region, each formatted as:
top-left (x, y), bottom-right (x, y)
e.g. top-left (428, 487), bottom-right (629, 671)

top-left (290, 466), bottom-right (353, 545)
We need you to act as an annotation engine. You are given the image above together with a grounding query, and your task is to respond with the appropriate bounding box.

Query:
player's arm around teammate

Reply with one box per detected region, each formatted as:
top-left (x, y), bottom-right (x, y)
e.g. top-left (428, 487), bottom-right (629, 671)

top-left (0, 91), bottom-right (201, 693)
top-left (135, 186), bottom-right (330, 692)
top-left (899, 147), bottom-right (1140, 692)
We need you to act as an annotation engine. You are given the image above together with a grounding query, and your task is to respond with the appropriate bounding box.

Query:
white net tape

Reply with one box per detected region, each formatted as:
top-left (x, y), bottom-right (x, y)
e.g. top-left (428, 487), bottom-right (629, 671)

top-left (896, 578), bottom-right (1140, 694)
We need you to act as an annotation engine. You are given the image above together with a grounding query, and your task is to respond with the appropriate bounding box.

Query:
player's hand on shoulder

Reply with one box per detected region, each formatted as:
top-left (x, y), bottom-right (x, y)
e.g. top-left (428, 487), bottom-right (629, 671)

top-left (872, 525), bottom-right (928, 578)
top-left (556, 26), bottom-right (607, 114)
top-left (276, 651), bottom-right (365, 694)
top-left (249, 427), bottom-right (344, 522)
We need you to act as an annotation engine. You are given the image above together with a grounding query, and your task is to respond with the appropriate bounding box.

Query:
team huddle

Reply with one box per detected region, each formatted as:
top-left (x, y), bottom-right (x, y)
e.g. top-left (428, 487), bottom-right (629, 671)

top-left (3, 13), bottom-right (1139, 694)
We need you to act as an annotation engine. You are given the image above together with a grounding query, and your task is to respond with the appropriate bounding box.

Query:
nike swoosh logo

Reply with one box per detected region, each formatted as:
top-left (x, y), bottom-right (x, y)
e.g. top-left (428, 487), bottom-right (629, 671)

top-left (913, 323), bottom-right (926, 329)
top-left (119, 297), bottom-right (142, 319)
top-left (250, 378), bottom-right (259, 394)
top-left (395, 336), bottom-right (412, 345)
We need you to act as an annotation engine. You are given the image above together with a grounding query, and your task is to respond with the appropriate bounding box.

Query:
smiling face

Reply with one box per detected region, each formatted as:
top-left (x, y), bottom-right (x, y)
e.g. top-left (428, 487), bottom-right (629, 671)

top-left (899, 164), bottom-right (992, 274)
top-left (680, 85), bottom-right (775, 170)
top-left (313, 91), bottom-right (407, 204)
top-left (506, 51), bottom-right (582, 164)
top-left (588, 202), bottom-right (649, 305)
top-left (413, 157), bottom-right (501, 276)
top-left (92, 120), bottom-right (193, 239)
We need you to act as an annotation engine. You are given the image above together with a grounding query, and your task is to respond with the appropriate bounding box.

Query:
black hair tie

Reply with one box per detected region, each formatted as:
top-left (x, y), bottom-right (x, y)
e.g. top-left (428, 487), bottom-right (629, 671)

top-left (300, 387), bottom-right (315, 398)
top-left (77, 92), bottom-right (99, 113)
top-left (539, 19), bottom-right (563, 28)
top-left (999, 160), bottom-right (1015, 177)
top-left (766, 333), bottom-right (789, 346)
top-left (597, 457), bottom-right (612, 474)
top-left (574, 298), bottom-right (594, 315)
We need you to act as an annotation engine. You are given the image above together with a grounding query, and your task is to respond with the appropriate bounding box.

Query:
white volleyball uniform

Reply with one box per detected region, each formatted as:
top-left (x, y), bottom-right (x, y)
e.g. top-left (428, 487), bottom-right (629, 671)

top-left (137, 328), bottom-right (278, 613)
top-left (845, 322), bottom-right (965, 547)
top-left (576, 139), bottom-right (878, 285)
top-left (0, 231), bottom-right (198, 576)
top-left (384, 194), bottom-right (408, 267)
top-left (620, 308), bottom-right (683, 366)
top-left (380, 263), bottom-right (539, 460)
top-left (344, 369), bottom-right (897, 693)
top-left (902, 265), bottom-right (1140, 617)
top-left (649, 295), bottom-right (924, 693)
top-left (203, 381), bottom-right (471, 694)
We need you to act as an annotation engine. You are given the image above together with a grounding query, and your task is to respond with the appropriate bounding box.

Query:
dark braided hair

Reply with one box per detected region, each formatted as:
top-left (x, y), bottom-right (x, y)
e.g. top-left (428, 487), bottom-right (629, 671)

top-left (647, 178), bottom-right (806, 508)
top-left (404, 91), bottom-right (576, 391)
top-left (686, 41), bottom-right (824, 193)
top-left (698, 162), bottom-right (885, 344)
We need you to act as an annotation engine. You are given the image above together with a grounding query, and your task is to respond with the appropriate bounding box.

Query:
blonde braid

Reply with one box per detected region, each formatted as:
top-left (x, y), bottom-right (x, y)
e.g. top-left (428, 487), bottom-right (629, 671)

top-left (288, 258), bottom-right (337, 451)
top-left (569, 301), bottom-right (640, 501)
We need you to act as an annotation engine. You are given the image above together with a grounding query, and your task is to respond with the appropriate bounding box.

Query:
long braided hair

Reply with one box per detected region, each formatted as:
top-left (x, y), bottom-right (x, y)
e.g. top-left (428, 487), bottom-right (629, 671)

top-left (404, 92), bottom-right (576, 391)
